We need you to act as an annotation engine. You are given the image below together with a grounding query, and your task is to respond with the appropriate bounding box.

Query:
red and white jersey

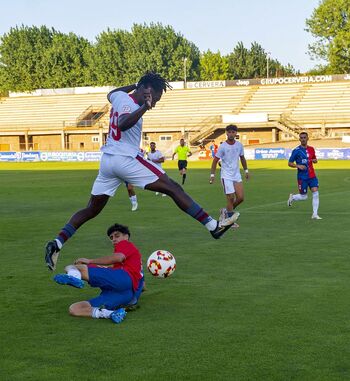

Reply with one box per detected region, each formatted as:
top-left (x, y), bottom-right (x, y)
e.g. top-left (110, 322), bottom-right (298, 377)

top-left (147, 150), bottom-right (164, 168)
top-left (215, 141), bottom-right (244, 181)
top-left (101, 91), bottom-right (142, 157)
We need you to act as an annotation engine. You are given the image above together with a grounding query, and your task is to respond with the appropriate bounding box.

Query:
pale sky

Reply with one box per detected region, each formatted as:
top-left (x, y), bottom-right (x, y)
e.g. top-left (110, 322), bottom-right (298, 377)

top-left (0, 0), bottom-right (322, 73)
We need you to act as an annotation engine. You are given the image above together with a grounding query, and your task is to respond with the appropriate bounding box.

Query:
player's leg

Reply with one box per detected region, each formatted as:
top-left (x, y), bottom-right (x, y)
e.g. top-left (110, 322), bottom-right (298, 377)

top-left (288, 179), bottom-right (308, 206)
top-left (69, 299), bottom-right (127, 323)
top-left (182, 168), bottom-right (187, 185)
top-left (45, 195), bottom-right (110, 271)
top-left (146, 175), bottom-right (239, 239)
top-left (310, 178), bottom-right (321, 219)
top-left (232, 181), bottom-right (244, 209)
top-left (125, 155), bottom-right (238, 239)
top-left (179, 161), bottom-right (188, 185)
top-left (45, 154), bottom-right (122, 270)
top-left (54, 264), bottom-right (88, 288)
top-left (220, 180), bottom-right (240, 229)
top-left (125, 182), bottom-right (138, 211)
top-left (88, 268), bottom-right (133, 322)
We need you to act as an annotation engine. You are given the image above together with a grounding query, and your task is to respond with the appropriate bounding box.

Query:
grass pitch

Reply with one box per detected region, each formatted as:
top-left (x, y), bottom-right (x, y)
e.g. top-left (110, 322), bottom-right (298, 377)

top-left (1, 160), bottom-right (350, 380)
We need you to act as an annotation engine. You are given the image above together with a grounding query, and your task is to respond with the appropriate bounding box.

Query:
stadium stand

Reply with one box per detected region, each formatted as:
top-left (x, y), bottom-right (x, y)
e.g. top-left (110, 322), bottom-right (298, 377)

top-left (1, 79), bottom-right (350, 151)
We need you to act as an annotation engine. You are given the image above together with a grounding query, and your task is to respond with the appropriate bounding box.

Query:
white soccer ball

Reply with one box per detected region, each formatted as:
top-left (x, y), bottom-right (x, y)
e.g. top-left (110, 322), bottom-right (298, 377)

top-left (147, 250), bottom-right (176, 278)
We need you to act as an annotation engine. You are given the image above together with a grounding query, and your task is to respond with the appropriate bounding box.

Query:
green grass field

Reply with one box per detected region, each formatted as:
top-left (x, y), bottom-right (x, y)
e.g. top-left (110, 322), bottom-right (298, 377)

top-left (1, 160), bottom-right (350, 381)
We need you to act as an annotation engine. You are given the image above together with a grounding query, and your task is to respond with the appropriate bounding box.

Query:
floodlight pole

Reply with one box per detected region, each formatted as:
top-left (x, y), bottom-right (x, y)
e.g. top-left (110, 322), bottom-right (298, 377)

top-left (184, 57), bottom-right (188, 88)
top-left (266, 52), bottom-right (271, 79)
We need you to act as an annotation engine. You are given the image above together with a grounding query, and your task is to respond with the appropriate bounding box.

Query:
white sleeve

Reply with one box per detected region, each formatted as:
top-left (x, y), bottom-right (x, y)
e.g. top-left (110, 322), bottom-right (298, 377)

top-left (108, 90), bottom-right (118, 104)
top-left (215, 144), bottom-right (224, 159)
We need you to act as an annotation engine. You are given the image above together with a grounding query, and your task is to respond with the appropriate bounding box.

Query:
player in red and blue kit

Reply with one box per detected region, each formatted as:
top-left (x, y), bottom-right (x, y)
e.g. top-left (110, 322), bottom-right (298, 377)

top-left (53, 223), bottom-right (144, 324)
top-left (287, 132), bottom-right (321, 219)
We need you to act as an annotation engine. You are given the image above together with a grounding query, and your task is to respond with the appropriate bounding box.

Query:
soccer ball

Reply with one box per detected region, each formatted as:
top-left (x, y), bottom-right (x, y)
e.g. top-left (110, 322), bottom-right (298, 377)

top-left (147, 250), bottom-right (176, 278)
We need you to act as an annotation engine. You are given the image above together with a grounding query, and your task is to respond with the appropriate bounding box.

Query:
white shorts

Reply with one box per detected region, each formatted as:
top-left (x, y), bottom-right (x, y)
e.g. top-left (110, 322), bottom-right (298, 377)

top-left (221, 177), bottom-right (242, 195)
top-left (91, 153), bottom-right (165, 196)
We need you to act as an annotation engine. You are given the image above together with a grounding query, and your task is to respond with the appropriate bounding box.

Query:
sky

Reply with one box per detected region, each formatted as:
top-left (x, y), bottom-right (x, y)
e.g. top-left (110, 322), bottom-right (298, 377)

top-left (0, 0), bottom-right (322, 73)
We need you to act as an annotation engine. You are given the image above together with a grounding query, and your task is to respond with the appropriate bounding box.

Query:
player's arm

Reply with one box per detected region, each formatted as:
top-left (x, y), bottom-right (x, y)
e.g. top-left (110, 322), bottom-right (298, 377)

top-left (209, 156), bottom-right (220, 183)
top-left (288, 161), bottom-right (306, 170)
top-left (118, 88), bottom-right (152, 131)
top-left (75, 253), bottom-right (125, 266)
top-left (312, 149), bottom-right (318, 163)
top-left (240, 155), bottom-right (250, 180)
top-left (187, 150), bottom-right (192, 157)
top-left (172, 150), bottom-right (177, 160)
top-left (107, 84), bottom-right (137, 102)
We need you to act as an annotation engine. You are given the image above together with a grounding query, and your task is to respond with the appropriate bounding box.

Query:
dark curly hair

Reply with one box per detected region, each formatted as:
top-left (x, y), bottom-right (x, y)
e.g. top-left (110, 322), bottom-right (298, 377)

top-left (107, 223), bottom-right (130, 238)
top-left (137, 71), bottom-right (172, 93)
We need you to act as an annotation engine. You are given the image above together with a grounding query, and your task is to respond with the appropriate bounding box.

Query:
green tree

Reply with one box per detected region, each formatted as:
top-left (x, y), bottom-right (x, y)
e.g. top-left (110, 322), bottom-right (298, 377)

top-left (44, 32), bottom-right (91, 88)
top-left (89, 28), bottom-right (131, 86)
top-left (246, 42), bottom-right (267, 78)
top-left (227, 41), bottom-right (249, 79)
top-left (0, 25), bottom-right (55, 91)
top-left (227, 41), bottom-right (296, 79)
top-left (306, 0), bottom-right (350, 72)
top-left (199, 50), bottom-right (229, 80)
top-left (124, 23), bottom-right (200, 83)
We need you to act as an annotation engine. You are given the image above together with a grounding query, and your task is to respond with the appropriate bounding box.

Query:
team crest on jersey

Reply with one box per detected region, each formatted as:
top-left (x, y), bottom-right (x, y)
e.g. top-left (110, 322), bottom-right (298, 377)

top-left (122, 105), bottom-right (131, 113)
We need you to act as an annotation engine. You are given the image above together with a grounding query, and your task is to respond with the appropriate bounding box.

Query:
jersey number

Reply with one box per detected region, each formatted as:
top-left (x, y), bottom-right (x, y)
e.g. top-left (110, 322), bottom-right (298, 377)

top-left (109, 109), bottom-right (121, 141)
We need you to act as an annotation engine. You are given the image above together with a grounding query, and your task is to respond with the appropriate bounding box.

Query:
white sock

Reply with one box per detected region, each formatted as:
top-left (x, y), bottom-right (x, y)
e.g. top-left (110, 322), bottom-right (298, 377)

top-left (91, 307), bottom-right (113, 319)
top-left (205, 218), bottom-right (218, 231)
top-left (292, 194), bottom-right (308, 201)
top-left (66, 265), bottom-right (82, 280)
top-left (55, 239), bottom-right (63, 249)
top-left (312, 191), bottom-right (319, 215)
top-left (130, 195), bottom-right (137, 204)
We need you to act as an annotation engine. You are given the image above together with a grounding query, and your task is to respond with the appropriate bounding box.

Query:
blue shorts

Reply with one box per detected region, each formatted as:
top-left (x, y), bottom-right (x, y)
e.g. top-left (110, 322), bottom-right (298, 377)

top-left (298, 177), bottom-right (319, 194)
top-left (88, 268), bottom-right (133, 310)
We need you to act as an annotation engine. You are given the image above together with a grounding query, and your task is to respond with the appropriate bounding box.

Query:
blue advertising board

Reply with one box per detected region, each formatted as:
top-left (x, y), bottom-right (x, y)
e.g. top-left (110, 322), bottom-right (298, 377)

top-left (315, 148), bottom-right (350, 160)
top-left (255, 148), bottom-right (286, 159)
top-left (21, 151), bottom-right (41, 162)
top-left (84, 152), bottom-right (103, 161)
top-left (39, 151), bottom-right (86, 162)
top-left (0, 149), bottom-right (350, 161)
top-left (0, 152), bottom-right (21, 161)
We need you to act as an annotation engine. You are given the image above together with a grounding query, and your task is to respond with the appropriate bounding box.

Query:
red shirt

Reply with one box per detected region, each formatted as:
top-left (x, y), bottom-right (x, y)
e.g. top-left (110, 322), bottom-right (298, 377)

top-left (113, 240), bottom-right (143, 291)
top-left (306, 146), bottom-right (317, 179)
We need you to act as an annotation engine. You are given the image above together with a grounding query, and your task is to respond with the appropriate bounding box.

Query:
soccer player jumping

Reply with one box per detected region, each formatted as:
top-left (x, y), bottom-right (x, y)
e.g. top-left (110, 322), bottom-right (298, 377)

top-left (45, 72), bottom-right (239, 271)
top-left (287, 132), bottom-right (321, 219)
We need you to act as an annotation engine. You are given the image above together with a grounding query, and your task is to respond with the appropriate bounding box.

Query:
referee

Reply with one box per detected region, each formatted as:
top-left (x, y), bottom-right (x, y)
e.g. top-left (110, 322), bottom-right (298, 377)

top-left (172, 138), bottom-right (192, 184)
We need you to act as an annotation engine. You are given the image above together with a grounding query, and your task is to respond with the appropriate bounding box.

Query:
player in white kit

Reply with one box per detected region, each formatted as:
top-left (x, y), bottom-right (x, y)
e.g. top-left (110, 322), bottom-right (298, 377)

top-left (147, 142), bottom-right (166, 196)
top-left (45, 73), bottom-right (239, 271)
top-left (209, 125), bottom-right (249, 224)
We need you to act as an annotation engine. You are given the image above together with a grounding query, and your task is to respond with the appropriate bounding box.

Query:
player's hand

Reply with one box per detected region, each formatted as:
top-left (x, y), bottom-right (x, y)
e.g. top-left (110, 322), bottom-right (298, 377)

top-left (312, 159), bottom-right (317, 163)
top-left (297, 165), bottom-right (307, 170)
top-left (245, 172), bottom-right (250, 180)
top-left (143, 88), bottom-right (152, 110)
top-left (74, 258), bottom-right (90, 265)
top-left (209, 175), bottom-right (215, 184)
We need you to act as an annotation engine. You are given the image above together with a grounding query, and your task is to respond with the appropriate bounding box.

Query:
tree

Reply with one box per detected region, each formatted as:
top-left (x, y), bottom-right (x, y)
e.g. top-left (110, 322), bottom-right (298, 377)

top-left (0, 25), bottom-right (55, 91)
top-left (0, 25), bottom-right (92, 92)
top-left (44, 32), bottom-right (91, 88)
top-left (227, 41), bottom-right (249, 79)
top-left (199, 50), bottom-right (229, 80)
top-left (306, 0), bottom-right (350, 72)
top-left (227, 41), bottom-right (296, 79)
top-left (88, 28), bottom-right (131, 86)
top-left (124, 23), bottom-right (200, 83)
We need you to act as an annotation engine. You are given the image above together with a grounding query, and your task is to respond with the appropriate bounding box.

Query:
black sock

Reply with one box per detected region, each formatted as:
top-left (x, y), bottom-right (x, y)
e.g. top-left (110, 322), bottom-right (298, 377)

top-left (182, 174), bottom-right (186, 184)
